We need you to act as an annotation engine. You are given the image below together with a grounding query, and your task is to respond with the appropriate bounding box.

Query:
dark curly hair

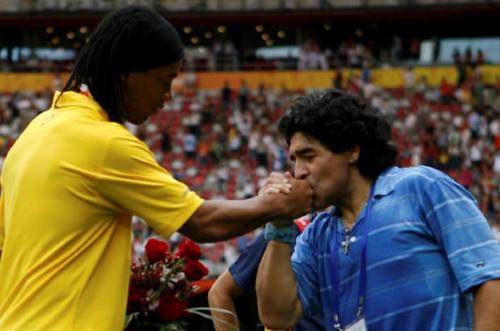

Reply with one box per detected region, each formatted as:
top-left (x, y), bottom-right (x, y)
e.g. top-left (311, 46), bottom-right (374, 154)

top-left (278, 88), bottom-right (398, 179)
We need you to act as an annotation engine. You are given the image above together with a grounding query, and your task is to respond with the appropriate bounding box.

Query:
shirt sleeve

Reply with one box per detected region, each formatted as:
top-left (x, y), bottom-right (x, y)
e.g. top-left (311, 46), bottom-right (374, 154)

top-left (291, 227), bottom-right (322, 317)
top-left (96, 133), bottom-right (204, 238)
top-left (229, 234), bottom-right (268, 290)
top-left (423, 176), bottom-right (500, 292)
top-left (0, 194), bottom-right (4, 251)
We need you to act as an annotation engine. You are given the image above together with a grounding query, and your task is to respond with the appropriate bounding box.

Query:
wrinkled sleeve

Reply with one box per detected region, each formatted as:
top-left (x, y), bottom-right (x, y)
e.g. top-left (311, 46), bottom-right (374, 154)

top-left (229, 234), bottom-right (267, 290)
top-left (423, 177), bottom-right (500, 292)
top-left (0, 194), bottom-right (4, 252)
top-left (291, 227), bottom-right (322, 317)
top-left (97, 134), bottom-right (204, 238)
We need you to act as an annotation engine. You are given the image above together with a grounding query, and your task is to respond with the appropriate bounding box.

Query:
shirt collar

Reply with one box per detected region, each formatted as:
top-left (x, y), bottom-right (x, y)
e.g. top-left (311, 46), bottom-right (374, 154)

top-left (51, 91), bottom-right (110, 122)
top-left (372, 166), bottom-right (400, 198)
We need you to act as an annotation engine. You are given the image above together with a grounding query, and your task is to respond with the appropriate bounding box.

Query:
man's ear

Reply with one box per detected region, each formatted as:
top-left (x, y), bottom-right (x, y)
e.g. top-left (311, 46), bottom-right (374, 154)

top-left (348, 145), bottom-right (360, 164)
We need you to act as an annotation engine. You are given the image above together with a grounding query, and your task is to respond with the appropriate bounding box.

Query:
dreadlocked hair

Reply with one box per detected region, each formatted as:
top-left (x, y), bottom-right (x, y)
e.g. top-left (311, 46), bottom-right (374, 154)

top-left (57, 6), bottom-right (156, 123)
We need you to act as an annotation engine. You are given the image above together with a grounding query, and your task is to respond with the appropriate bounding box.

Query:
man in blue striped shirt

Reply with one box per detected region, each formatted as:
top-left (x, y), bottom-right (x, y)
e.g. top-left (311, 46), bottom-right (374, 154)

top-left (256, 89), bottom-right (500, 331)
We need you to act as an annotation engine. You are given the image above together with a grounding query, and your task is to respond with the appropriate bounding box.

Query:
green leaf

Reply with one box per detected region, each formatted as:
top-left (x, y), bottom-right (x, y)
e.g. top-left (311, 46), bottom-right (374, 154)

top-left (124, 312), bottom-right (140, 328)
top-left (186, 307), bottom-right (239, 331)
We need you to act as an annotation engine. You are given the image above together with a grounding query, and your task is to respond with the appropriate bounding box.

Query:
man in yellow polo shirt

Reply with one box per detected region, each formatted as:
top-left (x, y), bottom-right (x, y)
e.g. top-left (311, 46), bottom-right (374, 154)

top-left (0, 6), bottom-right (312, 331)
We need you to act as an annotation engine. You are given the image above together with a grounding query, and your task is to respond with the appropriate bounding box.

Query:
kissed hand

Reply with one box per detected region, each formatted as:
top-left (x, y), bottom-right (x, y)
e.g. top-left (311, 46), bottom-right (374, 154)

top-left (259, 172), bottom-right (313, 224)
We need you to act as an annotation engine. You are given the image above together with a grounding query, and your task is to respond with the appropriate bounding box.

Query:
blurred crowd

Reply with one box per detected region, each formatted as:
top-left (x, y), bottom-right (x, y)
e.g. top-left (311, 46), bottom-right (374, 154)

top-left (4, 35), bottom-right (485, 73)
top-left (297, 35), bottom-right (421, 71)
top-left (0, 64), bottom-right (499, 276)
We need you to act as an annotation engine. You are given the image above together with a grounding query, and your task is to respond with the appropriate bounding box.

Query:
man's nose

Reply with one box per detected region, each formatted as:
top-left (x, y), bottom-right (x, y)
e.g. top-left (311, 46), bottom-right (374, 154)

top-left (294, 163), bottom-right (308, 180)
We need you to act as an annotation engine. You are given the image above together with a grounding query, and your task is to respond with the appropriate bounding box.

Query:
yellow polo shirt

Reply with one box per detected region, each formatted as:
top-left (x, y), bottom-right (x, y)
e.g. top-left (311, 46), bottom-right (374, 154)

top-left (0, 92), bottom-right (203, 330)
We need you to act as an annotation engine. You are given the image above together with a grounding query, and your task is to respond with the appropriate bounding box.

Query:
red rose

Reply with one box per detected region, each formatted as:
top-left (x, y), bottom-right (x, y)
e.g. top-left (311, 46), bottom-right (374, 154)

top-left (176, 239), bottom-right (201, 260)
top-left (145, 238), bottom-right (169, 263)
top-left (183, 259), bottom-right (208, 281)
top-left (154, 291), bottom-right (188, 321)
top-left (127, 284), bottom-right (148, 314)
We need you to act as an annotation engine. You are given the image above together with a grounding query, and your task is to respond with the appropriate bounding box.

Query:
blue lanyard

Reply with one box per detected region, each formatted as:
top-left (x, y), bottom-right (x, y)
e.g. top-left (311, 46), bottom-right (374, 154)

top-left (330, 182), bottom-right (376, 330)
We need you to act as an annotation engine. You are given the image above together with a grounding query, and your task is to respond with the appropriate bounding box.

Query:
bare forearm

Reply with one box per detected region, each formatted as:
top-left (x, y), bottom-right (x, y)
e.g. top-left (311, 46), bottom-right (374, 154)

top-left (180, 178), bottom-right (312, 243)
top-left (208, 292), bottom-right (239, 331)
top-left (256, 241), bottom-right (302, 330)
top-left (474, 279), bottom-right (500, 331)
top-left (208, 272), bottom-right (242, 331)
top-left (181, 197), bottom-right (290, 242)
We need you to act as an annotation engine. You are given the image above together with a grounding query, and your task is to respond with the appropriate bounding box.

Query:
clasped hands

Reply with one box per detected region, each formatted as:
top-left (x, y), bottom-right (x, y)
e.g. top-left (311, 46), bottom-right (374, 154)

top-left (259, 172), bottom-right (313, 226)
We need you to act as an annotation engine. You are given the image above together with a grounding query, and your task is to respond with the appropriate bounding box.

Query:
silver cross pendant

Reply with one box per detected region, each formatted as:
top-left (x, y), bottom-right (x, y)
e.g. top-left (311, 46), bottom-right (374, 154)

top-left (341, 238), bottom-right (350, 255)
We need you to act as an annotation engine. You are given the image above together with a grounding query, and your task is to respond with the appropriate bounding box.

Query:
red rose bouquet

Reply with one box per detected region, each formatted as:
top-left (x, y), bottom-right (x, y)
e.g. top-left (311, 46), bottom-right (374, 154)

top-left (125, 237), bottom-right (209, 331)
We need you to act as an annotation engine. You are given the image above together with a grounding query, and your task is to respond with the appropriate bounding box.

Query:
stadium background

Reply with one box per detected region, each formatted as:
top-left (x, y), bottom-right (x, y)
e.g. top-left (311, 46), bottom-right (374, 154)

top-left (1, 0), bottom-right (499, 318)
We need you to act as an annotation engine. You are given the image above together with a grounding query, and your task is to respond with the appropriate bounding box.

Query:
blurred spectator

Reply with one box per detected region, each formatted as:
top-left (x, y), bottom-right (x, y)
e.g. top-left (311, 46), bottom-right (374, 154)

top-left (214, 40), bottom-right (239, 71)
top-left (403, 66), bottom-right (415, 98)
top-left (476, 49), bottom-right (485, 66)
top-left (298, 40), bottom-right (328, 70)
top-left (391, 35), bottom-right (403, 62)
top-left (361, 59), bottom-right (371, 84)
top-left (408, 37), bottom-right (420, 60)
top-left (238, 80), bottom-right (249, 111)
top-left (333, 67), bottom-right (343, 89)
top-left (161, 129), bottom-right (172, 153)
top-left (440, 78), bottom-right (455, 104)
top-left (464, 47), bottom-right (473, 67)
top-left (453, 48), bottom-right (461, 65)
top-left (221, 81), bottom-right (232, 111)
top-left (183, 129), bottom-right (198, 159)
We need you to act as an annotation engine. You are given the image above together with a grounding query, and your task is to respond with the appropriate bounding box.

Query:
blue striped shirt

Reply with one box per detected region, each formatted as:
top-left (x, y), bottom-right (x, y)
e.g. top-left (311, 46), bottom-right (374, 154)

top-left (292, 166), bottom-right (500, 331)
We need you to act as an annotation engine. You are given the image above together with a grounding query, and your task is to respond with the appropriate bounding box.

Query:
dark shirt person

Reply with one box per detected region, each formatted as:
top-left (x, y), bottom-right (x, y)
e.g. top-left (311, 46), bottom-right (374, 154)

top-left (209, 215), bottom-right (325, 331)
top-left (221, 80), bottom-right (232, 111)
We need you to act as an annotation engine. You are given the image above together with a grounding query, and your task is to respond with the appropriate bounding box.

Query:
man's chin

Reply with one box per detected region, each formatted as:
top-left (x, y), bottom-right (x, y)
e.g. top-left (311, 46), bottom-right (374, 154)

top-left (126, 116), bottom-right (147, 125)
top-left (313, 196), bottom-right (334, 212)
top-left (313, 200), bottom-right (326, 212)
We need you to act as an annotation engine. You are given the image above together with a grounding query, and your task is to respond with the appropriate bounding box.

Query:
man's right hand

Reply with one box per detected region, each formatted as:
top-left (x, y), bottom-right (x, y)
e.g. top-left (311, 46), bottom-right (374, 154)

top-left (259, 172), bottom-right (313, 221)
top-left (180, 172), bottom-right (313, 243)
